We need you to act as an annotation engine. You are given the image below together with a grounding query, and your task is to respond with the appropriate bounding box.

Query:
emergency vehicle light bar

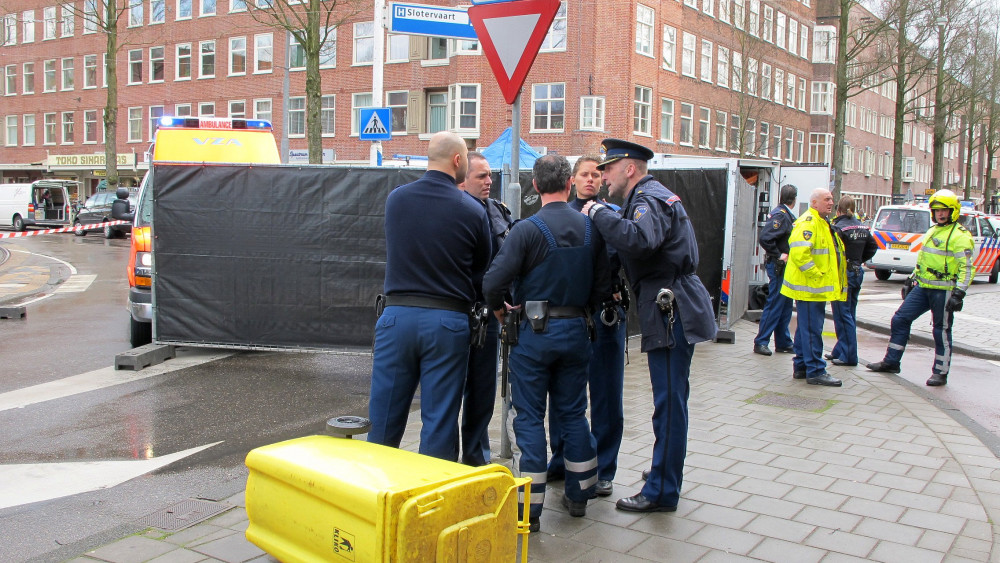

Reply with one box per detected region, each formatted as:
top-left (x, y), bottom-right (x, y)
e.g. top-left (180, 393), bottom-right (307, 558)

top-left (157, 116), bottom-right (273, 130)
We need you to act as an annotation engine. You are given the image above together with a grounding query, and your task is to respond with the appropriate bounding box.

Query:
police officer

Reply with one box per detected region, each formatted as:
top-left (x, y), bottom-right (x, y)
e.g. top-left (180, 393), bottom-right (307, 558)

top-left (581, 139), bottom-right (717, 513)
top-left (867, 189), bottom-right (974, 386)
top-left (754, 184), bottom-right (797, 356)
top-left (828, 195), bottom-right (877, 366)
top-left (547, 155), bottom-right (627, 497)
top-left (458, 151), bottom-right (513, 466)
top-left (781, 188), bottom-right (846, 387)
top-left (367, 131), bottom-right (493, 461)
top-left (483, 155), bottom-right (610, 532)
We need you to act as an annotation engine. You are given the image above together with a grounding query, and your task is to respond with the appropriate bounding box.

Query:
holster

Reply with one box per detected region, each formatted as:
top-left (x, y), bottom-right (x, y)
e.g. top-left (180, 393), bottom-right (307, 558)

top-left (502, 309), bottom-right (521, 346)
top-left (470, 304), bottom-right (489, 348)
top-left (524, 300), bottom-right (550, 333)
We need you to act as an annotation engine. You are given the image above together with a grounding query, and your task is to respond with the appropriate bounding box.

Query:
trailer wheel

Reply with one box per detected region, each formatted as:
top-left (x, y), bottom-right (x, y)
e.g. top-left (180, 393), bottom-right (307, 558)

top-left (990, 260), bottom-right (999, 284)
top-left (874, 269), bottom-right (891, 281)
top-left (12, 214), bottom-right (25, 232)
top-left (130, 316), bottom-right (152, 347)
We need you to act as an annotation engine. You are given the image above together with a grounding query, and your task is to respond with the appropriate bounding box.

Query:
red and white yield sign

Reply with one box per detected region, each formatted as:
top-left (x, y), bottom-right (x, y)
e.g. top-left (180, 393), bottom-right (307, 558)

top-left (468, 0), bottom-right (562, 104)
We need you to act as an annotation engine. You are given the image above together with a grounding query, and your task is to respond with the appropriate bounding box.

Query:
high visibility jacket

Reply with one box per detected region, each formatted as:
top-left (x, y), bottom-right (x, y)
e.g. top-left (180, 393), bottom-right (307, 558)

top-left (914, 222), bottom-right (975, 292)
top-left (780, 207), bottom-right (847, 302)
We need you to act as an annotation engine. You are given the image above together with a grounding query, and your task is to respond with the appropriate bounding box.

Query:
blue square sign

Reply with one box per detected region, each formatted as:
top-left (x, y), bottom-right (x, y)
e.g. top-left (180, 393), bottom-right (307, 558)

top-left (359, 108), bottom-right (392, 141)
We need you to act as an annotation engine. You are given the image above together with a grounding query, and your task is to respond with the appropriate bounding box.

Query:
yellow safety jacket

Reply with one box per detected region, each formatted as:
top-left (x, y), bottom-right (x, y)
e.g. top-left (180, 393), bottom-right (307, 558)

top-left (914, 222), bottom-right (975, 291)
top-left (780, 207), bottom-right (847, 302)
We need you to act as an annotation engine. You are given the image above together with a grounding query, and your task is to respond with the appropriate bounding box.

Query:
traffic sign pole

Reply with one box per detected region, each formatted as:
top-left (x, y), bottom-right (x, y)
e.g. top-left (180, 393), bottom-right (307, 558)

top-left (372, 0), bottom-right (386, 166)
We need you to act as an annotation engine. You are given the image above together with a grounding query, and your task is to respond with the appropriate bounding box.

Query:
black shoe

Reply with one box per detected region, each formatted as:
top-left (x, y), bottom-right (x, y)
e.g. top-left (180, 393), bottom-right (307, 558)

top-left (824, 353), bottom-right (835, 360)
top-left (926, 373), bottom-right (948, 386)
top-left (594, 479), bottom-right (613, 497)
top-left (753, 344), bottom-right (773, 356)
top-left (546, 468), bottom-right (565, 482)
top-left (561, 495), bottom-right (587, 517)
top-left (793, 370), bottom-right (807, 380)
top-left (528, 517), bottom-right (540, 533)
top-left (867, 361), bottom-right (901, 374)
top-left (616, 493), bottom-right (677, 513)
top-left (641, 469), bottom-right (650, 480)
top-left (830, 359), bottom-right (856, 366)
top-left (807, 373), bottom-right (843, 387)
top-left (775, 346), bottom-right (795, 354)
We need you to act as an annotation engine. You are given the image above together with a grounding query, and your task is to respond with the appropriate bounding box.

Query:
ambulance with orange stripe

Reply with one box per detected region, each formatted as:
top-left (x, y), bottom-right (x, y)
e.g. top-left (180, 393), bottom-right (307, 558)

top-left (113, 116), bottom-right (280, 346)
top-left (868, 203), bottom-right (1000, 284)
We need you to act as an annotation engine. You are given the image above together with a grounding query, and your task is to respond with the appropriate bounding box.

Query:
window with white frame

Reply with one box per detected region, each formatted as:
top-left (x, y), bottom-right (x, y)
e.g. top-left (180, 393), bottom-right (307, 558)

top-left (426, 90), bottom-right (447, 133)
top-left (531, 83), bottom-right (564, 131)
top-left (786, 72), bottom-right (795, 106)
top-left (730, 114), bottom-right (740, 153)
top-left (774, 68), bottom-right (784, 105)
top-left (698, 107), bottom-right (710, 148)
top-left (198, 102), bottom-right (214, 116)
top-left (319, 95), bottom-right (335, 136)
top-left (797, 77), bottom-right (806, 111)
top-left (800, 25), bottom-right (808, 59)
top-left (660, 98), bottom-right (674, 143)
top-left (43, 59), bottom-right (56, 92)
top-left (715, 110), bottom-right (727, 151)
top-left (254, 98), bottom-right (272, 122)
top-left (388, 34), bottom-right (409, 62)
top-left (151, 0), bottom-right (165, 23)
top-left (354, 21), bottom-right (374, 64)
top-left (176, 44), bottom-right (192, 79)
top-left (776, 12), bottom-right (786, 49)
top-left (700, 40), bottom-right (713, 82)
top-left (23, 62), bottom-right (34, 94)
top-left (24, 10), bottom-right (36, 41)
top-left (43, 112), bottom-right (56, 144)
top-left (4, 65), bottom-right (15, 95)
top-left (865, 148), bottom-right (875, 175)
top-left (83, 54), bottom-right (97, 88)
top-left (684, 0), bottom-right (696, 7)
top-left (199, 40), bottom-right (215, 78)
top-left (201, 0), bottom-right (216, 16)
top-left (231, 0), bottom-right (247, 12)
top-left (716, 46), bottom-right (729, 88)
top-left (681, 32), bottom-right (696, 77)
top-left (703, 0), bottom-right (713, 16)
top-left (842, 144), bottom-right (854, 172)
top-left (540, 1), bottom-right (567, 51)
top-left (229, 99), bottom-right (245, 119)
top-left (785, 127), bottom-right (794, 161)
top-left (254, 33), bottom-right (273, 73)
top-left (128, 49), bottom-right (142, 84)
top-left (748, 0), bottom-right (759, 36)
top-left (679, 103), bottom-right (693, 145)
top-left (59, 58), bottom-right (74, 90)
top-left (43, 7), bottom-right (56, 40)
top-left (289, 34), bottom-right (306, 70)
top-left (319, 28), bottom-right (336, 68)
top-left (177, 0), bottom-right (192, 19)
top-left (21, 114), bottom-right (33, 146)
top-left (453, 38), bottom-right (479, 55)
top-left (148, 106), bottom-right (163, 140)
top-left (772, 125), bottom-right (782, 159)
top-left (5, 115), bottom-right (17, 146)
top-left (763, 5), bottom-right (773, 42)
top-left (127, 107), bottom-right (142, 142)
top-left (758, 122), bottom-right (769, 156)
top-left (813, 26), bottom-right (835, 63)
top-left (634, 85), bottom-right (652, 135)
top-left (352, 92), bottom-right (373, 135)
top-left (760, 63), bottom-right (771, 100)
top-left (175, 103), bottom-right (191, 116)
top-left (84, 109), bottom-right (97, 142)
top-left (581, 96), bottom-right (605, 131)
top-left (426, 37), bottom-right (448, 63)
top-left (450, 83), bottom-right (480, 132)
top-left (808, 132), bottom-right (831, 163)
top-left (128, 0), bottom-right (143, 27)
top-left (731, 51), bottom-right (742, 92)
top-left (288, 97), bottom-right (305, 137)
top-left (636, 4), bottom-right (654, 57)
top-left (719, 0), bottom-right (730, 23)
top-left (3, 13), bottom-right (17, 45)
top-left (61, 5), bottom-right (74, 36)
top-left (150, 47), bottom-right (164, 82)
top-left (733, 0), bottom-right (744, 30)
top-left (744, 118), bottom-right (755, 153)
top-left (229, 37), bottom-right (246, 75)
top-left (383, 91), bottom-right (405, 134)
top-left (82, 2), bottom-right (97, 33)
top-left (662, 25), bottom-right (677, 72)
top-left (747, 58), bottom-right (757, 96)
top-left (788, 19), bottom-right (798, 56)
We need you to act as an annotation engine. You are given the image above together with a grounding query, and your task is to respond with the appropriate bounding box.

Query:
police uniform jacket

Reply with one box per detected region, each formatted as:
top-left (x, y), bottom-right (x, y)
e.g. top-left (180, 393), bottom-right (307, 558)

top-left (780, 207), bottom-right (846, 302)
top-left (469, 195), bottom-right (515, 302)
top-left (759, 204), bottom-right (795, 260)
top-left (914, 222), bottom-right (975, 292)
top-left (832, 214), bottom-right (877, 267)
top-left (589, 176), bottom-right (717, 352)
top-left (572, 196), bottom-right (624, 295)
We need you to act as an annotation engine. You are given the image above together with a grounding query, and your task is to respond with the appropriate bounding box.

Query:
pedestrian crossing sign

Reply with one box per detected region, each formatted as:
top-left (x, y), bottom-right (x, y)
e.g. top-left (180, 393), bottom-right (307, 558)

top-left (359, 108), bottom-right (392, 141)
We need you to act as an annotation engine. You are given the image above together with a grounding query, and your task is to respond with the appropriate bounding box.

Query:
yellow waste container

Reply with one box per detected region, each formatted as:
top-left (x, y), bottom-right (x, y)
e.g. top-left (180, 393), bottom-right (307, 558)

top-left (245, 435), bottom-right (530, 563)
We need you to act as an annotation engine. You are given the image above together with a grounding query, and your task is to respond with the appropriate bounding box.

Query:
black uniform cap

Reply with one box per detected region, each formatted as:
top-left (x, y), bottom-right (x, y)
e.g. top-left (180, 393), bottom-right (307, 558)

top-left (597, 138), bottom-right (655, 170)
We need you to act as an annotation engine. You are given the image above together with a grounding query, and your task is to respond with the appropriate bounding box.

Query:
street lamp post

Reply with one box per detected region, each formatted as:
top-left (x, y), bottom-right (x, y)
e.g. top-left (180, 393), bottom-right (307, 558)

top-left (932, 15), bottom-right (948, 192)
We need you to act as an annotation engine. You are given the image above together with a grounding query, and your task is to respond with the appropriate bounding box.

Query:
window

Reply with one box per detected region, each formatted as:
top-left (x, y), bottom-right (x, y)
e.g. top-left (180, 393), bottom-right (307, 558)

top-left (636, 4), bottom-right (654, 57)
top-left (199, 40), bottom-right (215, 78)
top-left (320, 95), bottom-right (335, 136)
top-left (387, 91), bottom-right (407, 133)
top-left (4, 65), bottom-right (15, 96)
top-left (23, 10), bottom-right (36, 42)
top-left (128, 49), bottom-right (143, 84)
top-left (43, 7), bottom-right (56, 40)
top-left (681, 33), bottom-right (696, 77)
top-left (798, 78), bottom-right (806, 111)
top-left (719, 0), bottom-right (730, 23)
top-left (776, 12), bottom-right (786, 49)
top-left (201, 0), bottom-right (216, 16)
top-left (315, 29), bottom-right (337, 68)
top-left (698, 107), bottom-right (710, 148)
top-left (5, 115), bottom-right (17, 147)
top-left (702, 0), bottom-right (714, 17)
top-left (660, 98), bottom-right (674, 143)
top-left (427, 37), bottom-right (448, 63)
top-left (733, 0), bottom-right (744, 29)
top-left (83, 55), bottom-right (97, 88)
top-left (450, 83), bottom-right (479, 132)
top-left (788, 19), bottom-right (798, 56)
top-left (453, 38), bottom-right (479, 55)
top-left (700, 40), bottom-right (713, 82)
top-left (61, 5), bottom-right (74, 36)
top-left (129, 0), bottom-right (143, 27)
top-left (231, 0), bottom-right (247, 12)
top-left (254, 34), bottom-right (273, 73)
top-left (289, 34), bottom-right (306, 70)
top-left (800, 25), bottom-right (809, 59)
top-left (61, 57), bottom-right (74, 90)
top-left (177, 0), bottom-right (192, 19)
top-left (785, 128), bottom-right (794, 161)
top-left (540, 1), bottom-right (567, 52)
top-left (786, 72), bottom-right (795, 106)
top-left (127, 107), bottom-right (142, 141)
top-left (43, 60), bottom-right (56, 92)
top-left (679, 103), bottom-right (693, 145)
top-left (150, 47), bottom-right (164, 82)
top-left (151, 0), bottom-right (165, 23)
top-left (774, 68), bottom-right (784, 105)
top-left (748, 0), bottom-right (759, 36)
top-left (744, 119), bottom-right (755, 154)
top-left (388, 34), bottom-right (409, 62)
top-left (684, 0), bottom-right (696, 7)
top-left (715, 110), bottom-right (727, 151)
top-left (634, 85), bottom-right (652, 135)
top-left (426, 91), bottom-right (446, 133)
top-left (82, 2), bottom-right (97, 33)
top-left (84, 110), bottom-right (98, 142)
top-left (758, 122), bottom-right (768, 156)
top-left (176, 44), bottom-right (192, 79)
top-left (354, 21), bottom-right (374, 65)
top-left (3, 13), bottom-right (16, 45)
top-left (730, 114), bottom-right (740, 153)
top-left (23, 114), bottom-right (35, 145)
top-left (717, 46), bottom-right (729, 88)
top-left (760, 63), bottom-right (771, 101)
top-left (865, 148), bottom-right (875, 176)
top-left (148, 106), bottom-right (163, 140)
top-left (288, 97), bottom-right (305, 137)
top-left (902, 157), bottom-right (915, 181)
top-left (747, 58), bottom-right (757, 96)
top-left (229, 100), bottom-right (245, 119)
top-left (352, 92), bottom-right (373, 135)
top-left (230, 37), bottom-right (246, 75)
top-left (842, 144), bottom-right (854, 172)
top-left (532, 83), bottom-right (564, 131)
top-left (43, 112), bottom-right (57, 144)
top-left (198, 102), bottom-right (214, 116)
top-left (23, 62), bottom-right (34, 94)
top-left (808, 132), bottom-right (832, 164)
top-left (662, 25), bottom-right (677, 72)
top-left (763, 5), bottom-right (773, 42)
top-left (254, 98), bottom-right (271, 122)
top-left (731, 52), bottom-right (742, 92)
top-left (581, 96), bottom-right (605, 131)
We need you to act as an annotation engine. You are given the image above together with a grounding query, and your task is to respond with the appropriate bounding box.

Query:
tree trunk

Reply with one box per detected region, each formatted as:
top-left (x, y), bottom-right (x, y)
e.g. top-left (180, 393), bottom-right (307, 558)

top-left (103, 5), bottom-right (120, 191)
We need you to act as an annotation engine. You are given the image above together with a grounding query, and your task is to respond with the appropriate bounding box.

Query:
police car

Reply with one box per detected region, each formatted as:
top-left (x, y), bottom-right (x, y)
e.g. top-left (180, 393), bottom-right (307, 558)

top-left (868, 203), bottom-right (1000, 283)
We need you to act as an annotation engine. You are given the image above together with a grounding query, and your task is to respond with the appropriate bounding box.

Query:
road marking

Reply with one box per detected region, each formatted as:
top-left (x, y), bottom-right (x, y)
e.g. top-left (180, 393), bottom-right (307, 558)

top-left (866, 302), bottom-right (1000, 326)
top-left (0, 442), bottom-right (223, 510)
top-left (55, 274), bottom-right (97, 293)
top-left (11, 249), bottom-right (77, 274)
top-left (989, 360), bottom-right (1000, 368)
top-left (0, 283), bottom-right (27, 289)
top-left (0, 349), bottom-right (233, 412)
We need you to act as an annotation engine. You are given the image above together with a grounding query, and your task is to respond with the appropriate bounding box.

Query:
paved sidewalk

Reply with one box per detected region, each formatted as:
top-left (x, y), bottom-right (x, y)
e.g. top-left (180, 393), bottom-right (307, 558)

top-left (68, 321), bottom-right (1000, 562)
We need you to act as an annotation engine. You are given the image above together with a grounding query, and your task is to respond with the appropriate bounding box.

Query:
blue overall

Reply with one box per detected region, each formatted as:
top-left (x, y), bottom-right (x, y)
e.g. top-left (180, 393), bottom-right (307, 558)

top-left (881, 285), bottom-right (953, 375)
top-left (510, 216), bottom-right (598, 519)
top-left (830, 268), bottom-right (863, 364)
top-left (792, 300), bottom-right (828, 378)
top-left (461, 315), bottom-right (500, 465)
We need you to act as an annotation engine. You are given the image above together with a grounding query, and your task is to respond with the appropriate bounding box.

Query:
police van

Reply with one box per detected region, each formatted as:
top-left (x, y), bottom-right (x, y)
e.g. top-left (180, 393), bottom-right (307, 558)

top-left (868, 203), bottom-right (1000, 283)
top-left (113, 116), bottom-right (280, 346)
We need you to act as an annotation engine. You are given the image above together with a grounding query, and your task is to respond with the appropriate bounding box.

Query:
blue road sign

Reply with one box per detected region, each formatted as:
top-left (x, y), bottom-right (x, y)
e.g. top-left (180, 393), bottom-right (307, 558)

top-left (359, 108), bottom-right (392, 141)
top-left (388, 2), bottom-right (478, 40)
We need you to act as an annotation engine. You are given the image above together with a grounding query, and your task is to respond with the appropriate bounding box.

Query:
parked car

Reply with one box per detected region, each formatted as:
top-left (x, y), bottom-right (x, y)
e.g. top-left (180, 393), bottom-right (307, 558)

top-left (74, 191), bottom-right (137, 238)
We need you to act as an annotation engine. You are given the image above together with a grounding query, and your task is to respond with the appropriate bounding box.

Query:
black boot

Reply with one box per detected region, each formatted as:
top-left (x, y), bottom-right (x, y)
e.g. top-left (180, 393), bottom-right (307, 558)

top-left (926, 373), bottom-right (947, 386)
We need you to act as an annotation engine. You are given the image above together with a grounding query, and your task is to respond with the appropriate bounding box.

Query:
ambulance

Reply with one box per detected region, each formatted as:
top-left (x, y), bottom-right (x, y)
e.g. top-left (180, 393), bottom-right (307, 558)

top-left (114, 116), bottom-right (280, 346)
top-left (868, 203), bottom-right (1000, 283)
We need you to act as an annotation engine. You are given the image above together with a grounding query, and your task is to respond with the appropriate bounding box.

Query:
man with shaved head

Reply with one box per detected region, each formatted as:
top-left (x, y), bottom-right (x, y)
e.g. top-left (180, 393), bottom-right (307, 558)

top-left (367, 130), bottom-right (493, 461)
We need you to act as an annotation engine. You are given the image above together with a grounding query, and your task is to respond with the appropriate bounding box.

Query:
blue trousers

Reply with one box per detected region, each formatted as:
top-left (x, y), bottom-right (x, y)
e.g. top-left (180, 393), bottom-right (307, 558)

top-left (793, 300), bottom-right (827, 378)
top-left (367, 306), bottom-right (471, 461)
top-left (831, 269), bottom-right (863, 364)
top-left (641, 313), bottom-right (693, 507)
top-left (460, 316), bottom-right (500, 466)
top-left (510, 318), bottom-right (597, 518)
top-left (548, 307), bottom-right (627, 481)
top-left (755, 261), bottom-right (794, 349)
top-left (882, 285), bottom-right (953, 375)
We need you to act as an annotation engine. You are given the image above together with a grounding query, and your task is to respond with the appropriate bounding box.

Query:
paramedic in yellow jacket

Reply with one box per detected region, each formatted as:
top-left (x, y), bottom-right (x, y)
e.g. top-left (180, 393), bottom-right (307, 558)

top-left (867, 189), bottom-right (975, 386)
top-left (780, 188), bottom-right (847, 387)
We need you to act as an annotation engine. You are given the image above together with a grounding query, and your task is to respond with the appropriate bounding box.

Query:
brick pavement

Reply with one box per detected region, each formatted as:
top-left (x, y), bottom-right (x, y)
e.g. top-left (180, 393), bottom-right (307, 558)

top-left (67, 321), bottom-right (1000, 563)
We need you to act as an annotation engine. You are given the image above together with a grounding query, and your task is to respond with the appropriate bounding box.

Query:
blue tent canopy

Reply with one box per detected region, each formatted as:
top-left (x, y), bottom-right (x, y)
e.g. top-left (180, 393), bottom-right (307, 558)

top-left (480, 127), bottom-right (543, 170)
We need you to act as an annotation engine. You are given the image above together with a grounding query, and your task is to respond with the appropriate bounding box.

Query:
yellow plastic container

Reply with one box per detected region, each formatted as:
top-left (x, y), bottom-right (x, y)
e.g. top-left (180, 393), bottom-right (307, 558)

top-left (245, 435), bottom-right (530, 563)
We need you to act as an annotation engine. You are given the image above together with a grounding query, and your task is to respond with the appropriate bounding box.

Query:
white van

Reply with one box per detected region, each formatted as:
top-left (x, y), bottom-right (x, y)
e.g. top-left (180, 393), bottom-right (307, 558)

top-left (0, 180), bottom-right (77, 231)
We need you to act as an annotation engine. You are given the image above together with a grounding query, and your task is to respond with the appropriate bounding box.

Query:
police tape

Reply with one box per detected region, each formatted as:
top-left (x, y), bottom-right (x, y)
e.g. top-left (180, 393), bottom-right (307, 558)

top-left (0, 220), bottom-right (129, 239)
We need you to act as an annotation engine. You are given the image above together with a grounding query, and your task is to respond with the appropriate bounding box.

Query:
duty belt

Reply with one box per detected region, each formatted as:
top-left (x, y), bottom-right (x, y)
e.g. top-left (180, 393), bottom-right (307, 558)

top-left (384, 295), bottom-right (472, 314)
top-left (549, 306), bottom-right (587, 318)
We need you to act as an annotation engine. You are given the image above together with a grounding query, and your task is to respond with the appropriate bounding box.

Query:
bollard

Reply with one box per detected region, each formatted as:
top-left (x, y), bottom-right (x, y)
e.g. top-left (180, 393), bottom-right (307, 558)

top-left (325, 415), bottom-right (371, 439)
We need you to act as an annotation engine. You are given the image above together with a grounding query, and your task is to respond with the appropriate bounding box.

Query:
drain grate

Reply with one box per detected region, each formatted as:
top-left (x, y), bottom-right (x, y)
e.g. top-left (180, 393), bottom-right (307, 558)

top-left (136, 499), bottom-right (233, 532)
top-left (747, 391), bottom-right (833, 412)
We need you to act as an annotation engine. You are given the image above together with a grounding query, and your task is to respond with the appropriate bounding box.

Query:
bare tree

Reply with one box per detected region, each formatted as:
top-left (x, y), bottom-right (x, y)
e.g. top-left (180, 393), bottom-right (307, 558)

top-left (980, 29), bottom-right (1000, 211)
top-left (725, 7), bottom-right (784, 159)
top-left (960, 18), bottom-right (992, 199)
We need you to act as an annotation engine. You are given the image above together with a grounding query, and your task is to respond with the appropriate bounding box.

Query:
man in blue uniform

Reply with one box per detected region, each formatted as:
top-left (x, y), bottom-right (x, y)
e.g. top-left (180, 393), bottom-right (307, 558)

top-left (483, 155), bottom-right (610, 532)
top-left (458, 151), bottom-right (513, 466)
top-left (754, 184), bottom-right (797, 356)
top-left (582, 139), bottom-right (717, 513)
top-left (828, 195), bottom-right (877, 366)
top-left (367, 131), bottom-right (493, 461)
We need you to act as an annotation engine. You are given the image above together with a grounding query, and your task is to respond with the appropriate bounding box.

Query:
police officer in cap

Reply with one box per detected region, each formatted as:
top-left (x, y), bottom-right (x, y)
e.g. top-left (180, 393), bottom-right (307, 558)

top-left (581, 139), bottom-right (717, 513)
top-left (754, 184), bottom-right (797, 356)
top-left (828, 195), bottom-right (877, 366)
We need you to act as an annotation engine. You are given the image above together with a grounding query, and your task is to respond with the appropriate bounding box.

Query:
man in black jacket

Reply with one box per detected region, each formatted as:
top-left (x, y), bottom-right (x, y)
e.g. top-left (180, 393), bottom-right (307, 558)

top-left (828, 195), bottom-right (878, 366)
top-left (753, 184), bottom-right (797, 356)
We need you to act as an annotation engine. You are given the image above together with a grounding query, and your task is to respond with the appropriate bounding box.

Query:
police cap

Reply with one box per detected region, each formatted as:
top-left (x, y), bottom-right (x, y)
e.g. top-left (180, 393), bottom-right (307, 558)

top-left (597, 139), bottom-right (655, 170)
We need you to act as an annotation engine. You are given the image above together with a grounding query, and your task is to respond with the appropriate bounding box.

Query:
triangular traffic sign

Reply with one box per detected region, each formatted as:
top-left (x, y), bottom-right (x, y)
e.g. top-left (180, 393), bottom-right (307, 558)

top-left (469, 0), bottom-right (562, 104)
top-left (362, 111), bottom-right (388, 136)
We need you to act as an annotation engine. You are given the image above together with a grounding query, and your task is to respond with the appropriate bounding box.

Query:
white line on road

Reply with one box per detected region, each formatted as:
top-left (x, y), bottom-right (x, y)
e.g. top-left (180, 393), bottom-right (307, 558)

top-left (54, 274), bottom-right (97, 293)
top-left (11, 249), bottom-right (77, 274)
